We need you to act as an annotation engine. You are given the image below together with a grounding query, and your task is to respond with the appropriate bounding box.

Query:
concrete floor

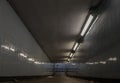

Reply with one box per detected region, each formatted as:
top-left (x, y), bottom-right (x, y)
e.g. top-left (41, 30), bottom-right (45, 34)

top-left (13, 76), bottom-right (91, 83)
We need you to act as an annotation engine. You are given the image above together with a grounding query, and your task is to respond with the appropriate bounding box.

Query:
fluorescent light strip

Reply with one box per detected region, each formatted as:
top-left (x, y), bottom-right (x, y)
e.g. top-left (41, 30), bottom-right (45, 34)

top-left (81, 15), bottom-right (94, 36)
top-left (108, 57), bottom-right (117, 61)
top-left (86, 16), bottom-right (99, 35)
top-left (34, 61), bottom-right (41, 64)
top-left (9, 47), bottom-right (15, 52)
top-left (1, 45), bottom-right (9, 50)
top-left (73, 42), bottom-right (79, 51)
top-left (28, 58), bottom-right (35, 62)
top-left (113, 57), bottom-right (117, 61)
top-left (108, 58), bottom-right (113, 61)
top-left (70, 53), bottom-right (73, 57)
top-left (86, 61), bottom-right (107, 65)
top-left (1, 45), bottom-right (16, 52)
top-left (99, 61), bottom-right (106, 64)
top-left (68, 58), bottom-right (70, 62)
top-left (86, 62), bottom-right (94, 65)
top-left (94, 62), bottom-right (99, 64)
top-left (19, 53), bottom-right (27, 58)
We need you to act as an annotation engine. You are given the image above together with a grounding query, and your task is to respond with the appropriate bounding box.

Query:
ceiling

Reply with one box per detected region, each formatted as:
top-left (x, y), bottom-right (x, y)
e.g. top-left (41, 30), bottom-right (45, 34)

top-left (7, 0), bottom-right (108, 62)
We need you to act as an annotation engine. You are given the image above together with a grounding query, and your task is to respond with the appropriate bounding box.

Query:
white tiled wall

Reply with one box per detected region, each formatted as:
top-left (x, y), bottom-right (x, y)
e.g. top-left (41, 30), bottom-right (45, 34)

top-left (0, 0), bottom-right (53, 76)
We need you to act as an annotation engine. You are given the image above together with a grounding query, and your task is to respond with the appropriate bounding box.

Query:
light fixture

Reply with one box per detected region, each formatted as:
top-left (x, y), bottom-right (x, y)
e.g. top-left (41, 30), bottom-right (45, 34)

top-left (68, 58), bottom-right (70, 62)
top-left (86, 62), bottom-right (94, 65)
top-left (108, 57), bottom-right (117, 61)
top-left (99, 61), bottom-right (106, 64)
top-left (19, 53), bottom-right (27, 58)
top-left (1, 45), bottom-right (9, 50)
top-left (108, 58), bottom-right (113, 61)
top-left (112, 57), bottom-right (117, 61)
top-left (28, 58), bottom-right (35, 62)
top-left (1, 45), bottom-right (16, 52)
top-left (9, 47), bottom-right (15, 52)
top-left (86, 16), bottom-right (99, 35)
top-left (94, 62), bottom-right (99, 64)
top-left (86, 62), bottom-right (99, 65)
top-left (73, 42), bottom-right (79, 51)
top-left (34, 61), bottom-right (40, 64)
top-left (70, 53), bottom-right (73, 58)
top-left (81, 15), bottom-right (94, 36)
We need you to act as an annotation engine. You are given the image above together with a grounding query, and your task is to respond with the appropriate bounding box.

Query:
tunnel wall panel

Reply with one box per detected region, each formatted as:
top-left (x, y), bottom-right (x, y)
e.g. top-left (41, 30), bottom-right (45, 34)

top-left (0, 0), bottom-right (53, 76)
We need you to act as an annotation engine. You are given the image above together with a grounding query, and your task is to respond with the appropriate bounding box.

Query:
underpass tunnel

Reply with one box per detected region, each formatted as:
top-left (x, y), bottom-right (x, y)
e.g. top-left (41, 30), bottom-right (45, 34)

top-left (0, 0), bottom-right (120, 83)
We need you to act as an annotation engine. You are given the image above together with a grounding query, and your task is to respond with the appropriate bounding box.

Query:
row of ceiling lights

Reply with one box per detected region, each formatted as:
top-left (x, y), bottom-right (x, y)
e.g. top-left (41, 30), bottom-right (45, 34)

top-left (66, 0), bottom-right (106, 63)
top-left (1, 44), bottom-right (45, 64)
top-left (86, 57), bottom-right (117, 65)
top-left (67, 13), bottom-right (99, 62)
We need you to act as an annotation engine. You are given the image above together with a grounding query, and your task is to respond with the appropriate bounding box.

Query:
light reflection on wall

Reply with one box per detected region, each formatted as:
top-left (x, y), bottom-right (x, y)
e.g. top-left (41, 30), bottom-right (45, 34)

top-left (0, 43), bottom-right (45, 65)
top-left (85, 57), bottom-right (118, 65)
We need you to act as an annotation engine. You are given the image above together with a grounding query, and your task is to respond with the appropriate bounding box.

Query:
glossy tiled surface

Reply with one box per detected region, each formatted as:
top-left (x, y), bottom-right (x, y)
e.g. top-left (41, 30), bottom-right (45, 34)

top-left (0, 0), bottom-right (53, 76)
